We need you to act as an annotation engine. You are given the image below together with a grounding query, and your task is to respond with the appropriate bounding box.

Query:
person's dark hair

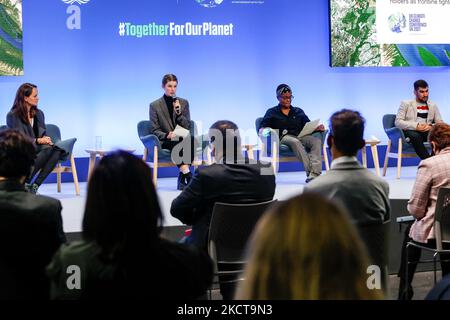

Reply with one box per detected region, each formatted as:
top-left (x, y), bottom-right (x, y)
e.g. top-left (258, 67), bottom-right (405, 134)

top-left (276, 84), bottom-right (292, 97)
top-left (429, 122), bottom-right (450, 152)
top-left (11, 83), bottom-right (38, 123)
top-left (0, 129), bottom-right (36, 179)
top-left (414, 79), bottom-right (428, 91)
top-left (328, 109), bottom-right (365, 156)
top-left (83, 150), bottom-right (164, 258)
top-left (209, 120), bottom-right (241, 162)
top-left (162, 74), bottom-right (178, 86)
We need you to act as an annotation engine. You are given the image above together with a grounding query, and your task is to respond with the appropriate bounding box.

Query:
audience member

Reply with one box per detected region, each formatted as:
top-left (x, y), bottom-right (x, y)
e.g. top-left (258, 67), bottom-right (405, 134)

top-left (47, 151), bottom-right (213, 299)
top-left (398, 122), bottom-right (450, 300)
top-left (236, 193), bottom-right (383, 299)
top-left (0, 129), bottom-right (65, 299)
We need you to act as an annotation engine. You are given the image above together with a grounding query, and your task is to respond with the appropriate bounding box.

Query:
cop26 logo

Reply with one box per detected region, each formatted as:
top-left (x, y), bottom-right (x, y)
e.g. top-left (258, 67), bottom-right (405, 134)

top-left (195, 0), bottom-right (224, 8)
top-left (62, 0), bottom-right (91, 30)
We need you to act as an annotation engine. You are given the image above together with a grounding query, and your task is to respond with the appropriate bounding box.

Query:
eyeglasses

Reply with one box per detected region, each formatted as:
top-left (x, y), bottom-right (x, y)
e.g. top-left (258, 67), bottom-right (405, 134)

top-left (280, 95), bottom-right (294, 100)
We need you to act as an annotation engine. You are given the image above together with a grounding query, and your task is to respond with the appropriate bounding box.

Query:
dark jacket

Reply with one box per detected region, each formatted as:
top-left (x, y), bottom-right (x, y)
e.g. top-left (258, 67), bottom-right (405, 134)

top-left (170, 161), bottom-right (276, 248)
top-left (0, 180), bottom-right (65, 299)
top-left (259, 104), bottom-right (310, 137)
top-left (149, 96), bottom-right (191, 141)
top-left (6, 109), bottom-right (46, 146)
top-left (47, 239), bottom-right (213, 299)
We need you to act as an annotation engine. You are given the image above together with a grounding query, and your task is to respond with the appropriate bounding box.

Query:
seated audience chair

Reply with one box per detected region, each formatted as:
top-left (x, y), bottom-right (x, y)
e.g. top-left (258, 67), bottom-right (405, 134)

top-left (207, 200), bottom-right (277, 299)
top-left (357, 220), bottom-right (391, 292)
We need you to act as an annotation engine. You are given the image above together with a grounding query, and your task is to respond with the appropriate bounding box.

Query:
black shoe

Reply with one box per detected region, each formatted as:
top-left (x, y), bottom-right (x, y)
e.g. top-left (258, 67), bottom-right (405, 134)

top-left (177, 172), bottom-right (185, 191)
top-left (184, 172), bottom-right (193, 185)
top-left (398, 283), bottom-right (414, 300)
top-left (177, 172), bottom-right (192, 190)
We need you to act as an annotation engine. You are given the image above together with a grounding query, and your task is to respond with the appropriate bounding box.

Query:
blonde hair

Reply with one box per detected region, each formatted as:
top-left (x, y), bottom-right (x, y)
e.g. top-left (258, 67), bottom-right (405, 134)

top-left (236, 193), bottom-right (383, 300)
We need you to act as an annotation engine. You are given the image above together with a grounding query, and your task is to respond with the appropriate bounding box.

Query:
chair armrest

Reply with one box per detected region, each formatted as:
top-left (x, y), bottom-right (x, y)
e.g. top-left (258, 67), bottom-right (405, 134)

top-left (140, 134), bottom-right (163, 161)
top-left (55, 138), bottom-right (76, 161)
top-left (385, 127), bottom-right (406, 144)
top-left (139, 134), bottom-right (161, 151)
top-left (258, 128), bottom-right (280, 144)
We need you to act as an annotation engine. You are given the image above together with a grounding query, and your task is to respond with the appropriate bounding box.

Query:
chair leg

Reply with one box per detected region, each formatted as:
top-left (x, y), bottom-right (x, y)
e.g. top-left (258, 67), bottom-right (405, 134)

top-left (405, 243), bottom-right (410, 297)
top-left (153, 146), bottom-right (158, 188)
top-left (142, 147), bottom-right (148, 162)
top-left (361, 145), bottom-right (367, 168)
top-left (206, 146), bottom-right (212, 165)
top-left (323, 143), bottom-right (330, 171)
top-left (271, 141), bottom-right (278, 175)
top-left (397, 138), bottom-right (402, 179)
top-left (260, 142), bottom-right (266, 158)
top-left (57, 163), bottom-right (62, 193)
top-left (382, 139), bottom-right (391, 177)
top-left (433, 253), bottom-right (438, 284)
top-left (70, 155), bottom-right (80, 196)
top-left (371, 144), bottom-right (381, 176)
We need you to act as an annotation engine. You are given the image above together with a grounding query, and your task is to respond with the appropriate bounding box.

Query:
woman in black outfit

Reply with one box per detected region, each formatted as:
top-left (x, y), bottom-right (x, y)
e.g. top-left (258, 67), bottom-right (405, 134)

top-left (47, 151), bottom-right (213, 299)
top-left (6, 83), bottom-right (64, 194)
top-left (149, 74), bottom-right (196, 190)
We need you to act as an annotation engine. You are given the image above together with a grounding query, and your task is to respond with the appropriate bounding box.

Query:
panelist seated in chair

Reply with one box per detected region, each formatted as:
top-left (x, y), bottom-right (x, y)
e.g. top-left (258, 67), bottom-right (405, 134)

top-left (259, 84), bottom-right (325, 183)
top-left (395, 79), bottom-right (444, 160)
top-left (397, 123), bottom-right (450, 300)
top-left (149, 73), bottom-right (195, 190)
top-left (6, 83), bottom-right (66, 194)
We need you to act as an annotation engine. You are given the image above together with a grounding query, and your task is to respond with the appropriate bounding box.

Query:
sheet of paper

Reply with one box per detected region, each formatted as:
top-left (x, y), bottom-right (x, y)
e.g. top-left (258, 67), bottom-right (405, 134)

top-left (298, 119), bottom-right (320, 138)
top-left (172, 125), bottom-right (190, 140)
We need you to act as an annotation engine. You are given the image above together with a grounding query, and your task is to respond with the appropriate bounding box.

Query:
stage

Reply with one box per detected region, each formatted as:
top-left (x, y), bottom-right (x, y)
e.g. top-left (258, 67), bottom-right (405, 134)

top-left (40, 166), bottom-right (417, 233)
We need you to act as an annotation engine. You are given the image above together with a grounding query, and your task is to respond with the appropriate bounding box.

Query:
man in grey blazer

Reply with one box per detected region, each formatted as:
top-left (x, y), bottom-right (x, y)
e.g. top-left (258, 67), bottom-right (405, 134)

top-left (304, 109), bottom-right (390, 226)
top-left (304, 110), bottom-right (390, 292)
top-left (149, 74), bottom-right (194, 190)
top-left (395, 79), bottom-right (443, 159)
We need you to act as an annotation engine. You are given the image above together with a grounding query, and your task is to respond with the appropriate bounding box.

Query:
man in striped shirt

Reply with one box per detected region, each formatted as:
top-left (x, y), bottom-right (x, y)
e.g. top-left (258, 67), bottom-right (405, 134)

top-left (395, 79), bottom-right (443, 159)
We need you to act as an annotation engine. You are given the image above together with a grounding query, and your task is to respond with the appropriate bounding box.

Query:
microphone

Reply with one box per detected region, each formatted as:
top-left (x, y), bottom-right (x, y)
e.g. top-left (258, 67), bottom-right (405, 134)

top-left (172, 94), bottom-right (181, 115)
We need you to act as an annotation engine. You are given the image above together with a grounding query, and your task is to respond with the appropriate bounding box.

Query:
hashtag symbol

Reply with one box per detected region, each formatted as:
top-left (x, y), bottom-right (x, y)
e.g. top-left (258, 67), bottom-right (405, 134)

top-left (119, 23), bottom-right (125, 36)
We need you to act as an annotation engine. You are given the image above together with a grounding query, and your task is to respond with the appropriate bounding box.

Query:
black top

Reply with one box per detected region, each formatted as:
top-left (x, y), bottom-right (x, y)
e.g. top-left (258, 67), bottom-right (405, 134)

top-left (259, 104), bottom-right (310, 137)
top-left (171, 161), bottom-right (276, 249)
top-left (163, 94), bottom-right (175, 127)
top-left (0, 180), bottom-right (65, 299)
top-left (47, 239), bottom-right (213, 299)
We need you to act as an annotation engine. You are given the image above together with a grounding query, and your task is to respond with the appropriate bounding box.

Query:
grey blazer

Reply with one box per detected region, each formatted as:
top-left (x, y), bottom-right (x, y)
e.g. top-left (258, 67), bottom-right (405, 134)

top-left (149, 96), bottom-right (191, 141)
top-left (304, 160), bottom-right (390, 226)
top-left (395, 99), bottom-right (442, 130)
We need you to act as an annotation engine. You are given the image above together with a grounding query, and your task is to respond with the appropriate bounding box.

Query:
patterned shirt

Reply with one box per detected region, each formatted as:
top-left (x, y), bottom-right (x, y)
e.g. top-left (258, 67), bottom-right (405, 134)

top-left (409, 147), bottom-right (450, 243)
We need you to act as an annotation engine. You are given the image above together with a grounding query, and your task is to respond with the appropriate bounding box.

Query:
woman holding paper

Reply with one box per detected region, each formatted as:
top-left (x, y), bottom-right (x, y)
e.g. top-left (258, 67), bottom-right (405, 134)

top-left (258, 84), bottom-right (325, 183)
top-left (149, 74), bottom-right (194, 190)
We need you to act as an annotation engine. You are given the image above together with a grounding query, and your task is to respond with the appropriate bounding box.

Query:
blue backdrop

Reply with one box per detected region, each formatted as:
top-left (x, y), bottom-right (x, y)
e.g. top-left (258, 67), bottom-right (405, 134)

top-left (0, 0), bottom-right (449, 158)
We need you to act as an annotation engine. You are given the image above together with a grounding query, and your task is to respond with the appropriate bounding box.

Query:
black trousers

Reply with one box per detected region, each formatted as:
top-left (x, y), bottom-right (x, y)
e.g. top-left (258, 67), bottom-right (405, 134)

top-left (27, 146), bottom-right (63, 186)
top-left (161, 136), bottom-right (196, 167)
top-left (398, 224), bottom-right (450, 299)
top-left (403, 130), bottom-right (431, 160)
